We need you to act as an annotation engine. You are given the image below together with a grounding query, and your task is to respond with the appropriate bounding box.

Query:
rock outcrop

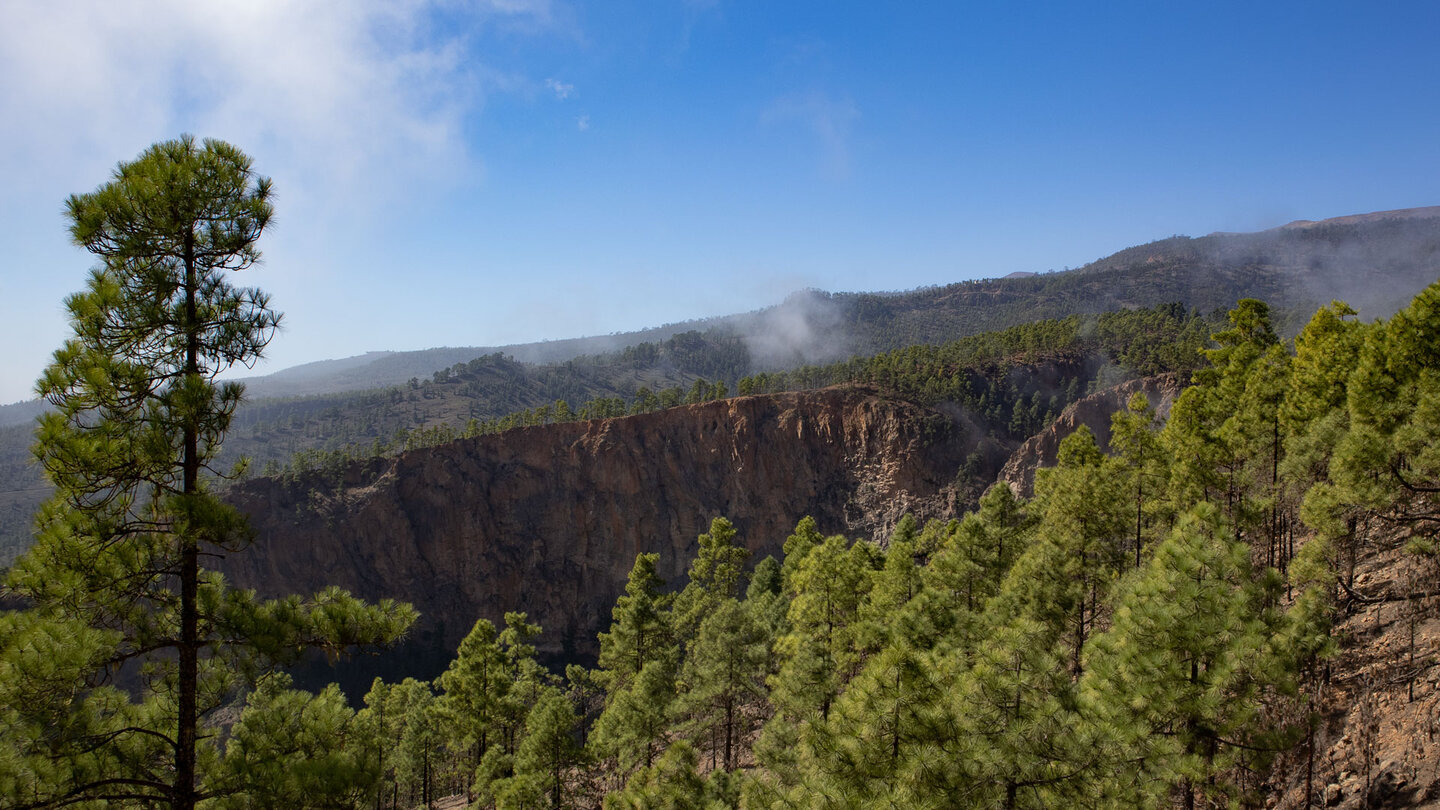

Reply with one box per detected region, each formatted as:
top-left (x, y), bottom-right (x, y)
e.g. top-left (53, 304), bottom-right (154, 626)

top-left (222, 384), bottom-right (1004, 687)
top-left (999, 373), bottom-right (1185, 497)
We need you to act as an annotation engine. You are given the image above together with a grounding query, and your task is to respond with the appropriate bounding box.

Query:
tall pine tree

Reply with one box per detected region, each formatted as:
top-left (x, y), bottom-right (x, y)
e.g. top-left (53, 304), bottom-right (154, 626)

top-left (4, 136), bottom-right (413, 809)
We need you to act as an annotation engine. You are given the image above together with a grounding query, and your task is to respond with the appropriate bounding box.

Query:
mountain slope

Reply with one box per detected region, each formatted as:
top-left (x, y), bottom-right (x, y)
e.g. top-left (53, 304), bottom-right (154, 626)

top-left (224, 206), bottom-right (1440, 400)
top-left (3, 207), bottom-right (1438, 565)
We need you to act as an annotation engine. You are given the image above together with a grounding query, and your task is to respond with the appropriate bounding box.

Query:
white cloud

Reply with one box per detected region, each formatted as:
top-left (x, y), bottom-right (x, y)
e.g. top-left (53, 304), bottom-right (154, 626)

top-left (546, 77), bottom-right (575, 100)
top-left (0, 2), bottom-right (519, 206)
top-left (0, 0), bottom-right (560, 403)
top-left (761, 91), bottom-right (860, 180)
top-left (577, 114), bottom-right (590, 131)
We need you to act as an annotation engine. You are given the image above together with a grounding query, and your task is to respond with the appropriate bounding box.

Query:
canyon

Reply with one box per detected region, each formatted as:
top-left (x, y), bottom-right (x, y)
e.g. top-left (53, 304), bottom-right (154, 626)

top-left (222, 375), bottom-right (1178, 690)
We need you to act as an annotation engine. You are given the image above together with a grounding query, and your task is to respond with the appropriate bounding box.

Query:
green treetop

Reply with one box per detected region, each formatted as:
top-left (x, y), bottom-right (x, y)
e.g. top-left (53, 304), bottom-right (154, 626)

top-left (597, 553), bottom-right (674, 695)
top-left (672, 517), bottom-right (750, 647)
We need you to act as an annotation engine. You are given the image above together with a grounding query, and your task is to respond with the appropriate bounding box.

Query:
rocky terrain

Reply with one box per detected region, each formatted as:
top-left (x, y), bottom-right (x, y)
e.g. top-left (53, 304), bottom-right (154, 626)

top-left (999, 372), bottom-right (1185, 497)
top-left (1267, 518), bottom-right (1440, 809)
top-left (222, 384), bottom-right (1011, 689)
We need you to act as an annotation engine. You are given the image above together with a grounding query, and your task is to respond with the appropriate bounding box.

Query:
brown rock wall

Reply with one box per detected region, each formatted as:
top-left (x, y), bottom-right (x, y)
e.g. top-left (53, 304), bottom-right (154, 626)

top-left (999, 373), bottom-right (1185, 497)
top-left (221, 385), bottom-right (990, 681)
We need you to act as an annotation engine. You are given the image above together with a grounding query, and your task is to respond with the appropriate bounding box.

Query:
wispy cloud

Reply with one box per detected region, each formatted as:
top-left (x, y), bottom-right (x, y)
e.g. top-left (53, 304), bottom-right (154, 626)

top-left (761, 91), bottom-right (860, 180)
top-left (546, 78), bottom-right (575, 100)
top-left (577, 115), bottom-right (591, 131)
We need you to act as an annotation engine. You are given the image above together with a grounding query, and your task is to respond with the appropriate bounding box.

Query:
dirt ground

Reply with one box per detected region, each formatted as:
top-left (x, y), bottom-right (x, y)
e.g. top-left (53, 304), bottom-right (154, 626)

top-left (1271, 525), bottom-right (1440, 809)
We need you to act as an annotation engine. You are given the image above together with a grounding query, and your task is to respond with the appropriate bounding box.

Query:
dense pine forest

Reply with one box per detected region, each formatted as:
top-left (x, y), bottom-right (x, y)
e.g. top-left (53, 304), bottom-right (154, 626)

top-left (324, 286), bottom-right (1440, 810)
top-left (3, 135), bottom-right (1439, 810)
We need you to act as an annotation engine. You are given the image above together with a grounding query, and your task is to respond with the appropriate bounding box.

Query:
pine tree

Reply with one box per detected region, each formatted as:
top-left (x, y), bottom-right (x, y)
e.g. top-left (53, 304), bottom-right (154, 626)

top-left (769, 534), bottom-right (868, 722)
top-left (674, 598), bottom-right (768, 771)
top-left (1109, 390), bottom-right (1168, 567)
top-left (210, 674), bottom-right (374, 809)
top-left (509, 687), bottom-right (583, 810)
top-left (603, 741), bottom-right (707, 810)
top-left (904, 518), bottom-right (986, 654)
top-left (1165, 300), bottom-right (1276, 510)
top-left (592, 555), bottom-right (677, 783)
top-left (589, 659), bottom-right (677, 775)
top-left (3, 136), bottom-right (414, 809)
top-left (388, 678), bottom-right (441, 810)
top-left (779, 516), bottom-right (826, 595)
top-left (905, 487), bottom-right (1032, 658)
top-left (743, 554), bottom-right (787, 642)
top-left (922, 484), bottom-right (1031, 623)
top-left (854, 528), bottom-right (924, 656)
top-left (1322, 281), bottom-right (1440, 536)
top-left (354, 678), bottom-right (399, 810)
top-left (1079, 504), bottom-right (1290, 808)
top-left (495, 612), bottom-right (547, 759)
top-left (1000, 426), bottom-right (1127, 678)
top-left (672, 517), bottom-right (750, 647)
top-left (815, 642), bottom-right (943, 805)
top-left (1281, 301), bottom-right (1365, 481)
top-left (1219, 341), bottom-right (1292, 565)
top-left (435, 618), bottom-right (509, 801)
top-left (751, 533), bottom-right (867, 803)
top-left (933, 616), bottom-right (1079, 809)
top-left (597, 553), bottom-right (674, 696)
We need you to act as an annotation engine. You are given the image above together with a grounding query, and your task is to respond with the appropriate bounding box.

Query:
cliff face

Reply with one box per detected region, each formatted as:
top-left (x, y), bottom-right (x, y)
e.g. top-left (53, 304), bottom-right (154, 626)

top-left (999, 374), bottom-right (1185, 497)
top-left (223, 384), bottom-right (999, 683)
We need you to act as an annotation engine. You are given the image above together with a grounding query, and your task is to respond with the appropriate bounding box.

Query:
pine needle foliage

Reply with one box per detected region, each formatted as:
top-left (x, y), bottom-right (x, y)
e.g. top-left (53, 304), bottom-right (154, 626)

top-left (1, 137), bottom-right (414, 810)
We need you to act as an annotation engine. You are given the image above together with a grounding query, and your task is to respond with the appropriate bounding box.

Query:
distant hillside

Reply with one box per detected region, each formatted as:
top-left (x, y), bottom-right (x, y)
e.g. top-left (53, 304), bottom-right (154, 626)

top-left (234, 327), bottom-right (707, 400)
top-left (0, 398), bottom-right (46, 429)
top-left (226, 206), bottom-right (1440, 402)
top-left (2, 207), bottom-right (1438, 563)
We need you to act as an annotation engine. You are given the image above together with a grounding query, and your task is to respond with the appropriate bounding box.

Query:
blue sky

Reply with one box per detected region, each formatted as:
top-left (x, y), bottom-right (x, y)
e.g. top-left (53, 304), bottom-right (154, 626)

top-left (2, 1), bottom-right (1438, 404)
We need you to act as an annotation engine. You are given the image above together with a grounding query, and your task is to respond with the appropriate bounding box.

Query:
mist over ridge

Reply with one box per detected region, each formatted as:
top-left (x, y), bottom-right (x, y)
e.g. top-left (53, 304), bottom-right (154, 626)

top-left (3, 204), bottom-right (1437, 422)
top-left (216, 205), bottom-right (1440, 403)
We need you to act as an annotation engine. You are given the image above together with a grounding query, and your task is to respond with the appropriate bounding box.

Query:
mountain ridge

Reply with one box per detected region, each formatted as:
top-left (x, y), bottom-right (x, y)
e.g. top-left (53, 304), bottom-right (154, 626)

top-left (3, 204), bottom-right (1437, 420)
top-left (196, 204), bottom-right (1440, 402)
top-left (3, 205), bottom-right (1439, 564)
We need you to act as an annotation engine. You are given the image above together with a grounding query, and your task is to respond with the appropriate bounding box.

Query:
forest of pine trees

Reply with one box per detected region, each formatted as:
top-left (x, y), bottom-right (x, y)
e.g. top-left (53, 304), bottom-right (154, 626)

top-left (9, 137), bottom-right (1440, 810)
top-left (6, 279), bottom-right (1440, 807)
top-left (5, 276), bottom-right (1438, 806)
top-left (267, 282), bottom-right (1440, 809)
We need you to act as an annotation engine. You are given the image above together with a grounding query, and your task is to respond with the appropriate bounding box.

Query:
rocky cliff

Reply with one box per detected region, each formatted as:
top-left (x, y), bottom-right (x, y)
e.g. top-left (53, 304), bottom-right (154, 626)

top-left (999, 373), bottom-right (1186, 497)
top-left (222, 384), bottom-right (1008, 687)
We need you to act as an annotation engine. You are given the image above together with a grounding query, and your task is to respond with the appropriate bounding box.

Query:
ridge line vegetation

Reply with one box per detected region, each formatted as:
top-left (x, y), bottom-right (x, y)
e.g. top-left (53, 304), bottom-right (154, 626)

top-left (259, 304), bottom-right (1216, 484)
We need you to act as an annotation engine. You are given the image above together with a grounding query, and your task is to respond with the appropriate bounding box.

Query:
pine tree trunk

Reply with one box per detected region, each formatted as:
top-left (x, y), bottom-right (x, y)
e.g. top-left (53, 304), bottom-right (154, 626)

top-left (725, 697), bottom-right (734, 771)
top-left (1305, 717), bottom-right (1315, 809)
top-left (1271, 413), bottom-right (1281, 569)
top-left (891, 667), bottom-right (902, 768)
top-left (551, 738), bottom-right (562, 809)
top-left (1136, 480), bottom-right (1144, 569)
top-left (375, 742), bottom-right (385, 810)
top-left (175, 235), bottom-right (200, 810)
